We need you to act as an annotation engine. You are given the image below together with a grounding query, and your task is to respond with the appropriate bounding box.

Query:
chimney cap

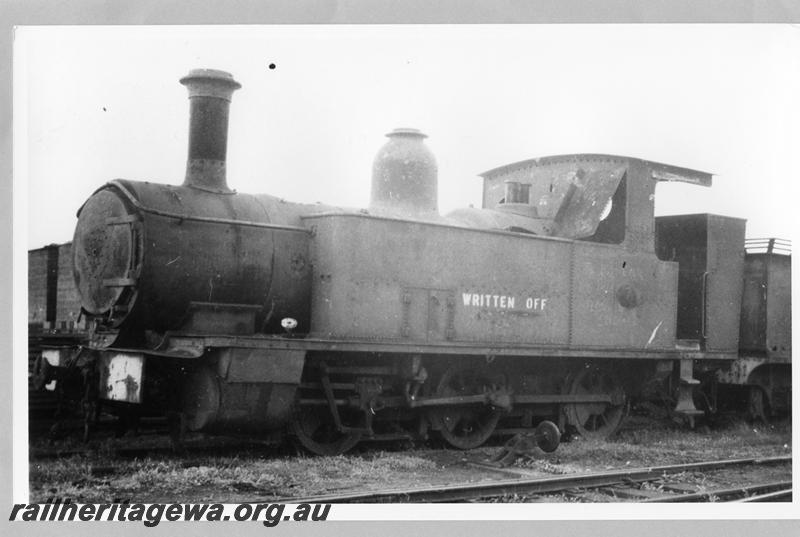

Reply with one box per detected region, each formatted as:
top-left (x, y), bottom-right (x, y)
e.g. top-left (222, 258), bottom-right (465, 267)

top-left (180, 68), bottom-right (241, 100)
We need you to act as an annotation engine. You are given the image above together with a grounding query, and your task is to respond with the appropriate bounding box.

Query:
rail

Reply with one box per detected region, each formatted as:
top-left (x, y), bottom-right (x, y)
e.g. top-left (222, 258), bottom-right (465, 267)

top-left (641, 481), bottom-right (792, 503)
top-left (280, 455), bottom-right (791, 503)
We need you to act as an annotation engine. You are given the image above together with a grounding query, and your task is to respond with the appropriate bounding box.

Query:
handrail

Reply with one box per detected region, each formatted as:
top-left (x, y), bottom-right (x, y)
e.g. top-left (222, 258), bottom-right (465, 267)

top-left (745, 238), bottom-right (791, 255)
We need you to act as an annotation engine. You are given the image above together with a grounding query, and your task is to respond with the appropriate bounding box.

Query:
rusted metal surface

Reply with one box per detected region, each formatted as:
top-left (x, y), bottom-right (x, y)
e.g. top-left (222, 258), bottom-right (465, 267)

top-left (548, 167), bottom-right (625, 240)
top-left (179, 69), bottom-right (241, 194)
top-left (72, 189), bottom-right (138, 316)
top-left (478, 154), bottom-right (712, 251)
top-left (181, 352), bottom-right (301, 433)
top-left (569, 242), bottom-right (677, 348)
top-left (736, 239), bottom-right (792, 412)
top-left (183, 302), bottom-right (262, 335)
top-left (218, 348), bottom-right (305, 384)
top-left (135, 332), bottom-right (740, 363)
top-left (304, 212), bottom-right (678, 351)
top-left (73, 180), bottom-right (313, 336)
top-left (717, 356), bottom-right (769, 385)
top-left (739, 245), bottom-right (791, 359)
top-left (746, 364), bottom-right (791, 414)
top-left (716, 359), bottom-right (791, 415)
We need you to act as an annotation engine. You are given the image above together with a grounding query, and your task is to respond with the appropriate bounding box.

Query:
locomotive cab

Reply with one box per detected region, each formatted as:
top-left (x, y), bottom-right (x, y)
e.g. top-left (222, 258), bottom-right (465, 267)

top-left (475, 154), bottom-right (748, 356)
top-left (478, 154), bottom-right (714, 250)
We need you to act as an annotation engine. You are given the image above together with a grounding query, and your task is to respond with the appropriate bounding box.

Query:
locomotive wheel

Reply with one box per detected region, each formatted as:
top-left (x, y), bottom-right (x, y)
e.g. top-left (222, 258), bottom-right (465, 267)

top-left (429, 365), bottom-right (503, 450)
top-left (291, 405), bottom-right (362, 456)
top-left (535, 420), bottom-right (561, 453)
top-left (564, 365), bottom-right (627, 440)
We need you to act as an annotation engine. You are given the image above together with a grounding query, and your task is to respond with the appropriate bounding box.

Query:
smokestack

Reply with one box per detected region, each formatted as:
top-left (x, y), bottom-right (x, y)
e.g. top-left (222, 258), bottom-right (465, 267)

top-left (179, 68), bottom-right (241, 193)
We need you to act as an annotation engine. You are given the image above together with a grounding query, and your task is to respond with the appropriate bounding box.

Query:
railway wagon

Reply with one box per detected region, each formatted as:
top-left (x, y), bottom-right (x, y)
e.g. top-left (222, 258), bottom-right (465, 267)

top-left (28, 243), bottom-right (87, 417)
top-left (716, 238), bottom-right (791, 420)
top-left (36, 68), bottom-right (785, 455)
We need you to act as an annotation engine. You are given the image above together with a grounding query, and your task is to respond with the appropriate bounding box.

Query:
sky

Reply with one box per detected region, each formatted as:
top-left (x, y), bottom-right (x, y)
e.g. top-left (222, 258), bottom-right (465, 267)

top-left (15, 24), bottom-right (800, 249)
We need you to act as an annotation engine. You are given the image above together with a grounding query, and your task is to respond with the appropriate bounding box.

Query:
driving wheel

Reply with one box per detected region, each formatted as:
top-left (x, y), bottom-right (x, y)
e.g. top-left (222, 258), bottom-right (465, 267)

top-left (291, 405), bottom-right (362, 456)
top-left (429, 364), bottom-right (503, 450)
top-left (564, 365), bottom-right (627, 440)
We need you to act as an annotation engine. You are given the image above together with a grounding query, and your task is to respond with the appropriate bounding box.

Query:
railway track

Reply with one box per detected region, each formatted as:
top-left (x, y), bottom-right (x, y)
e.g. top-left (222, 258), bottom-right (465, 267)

top-left (280, 455), bottom-right (791, 503)
top-left (639, 482), bottom-right (791, 503)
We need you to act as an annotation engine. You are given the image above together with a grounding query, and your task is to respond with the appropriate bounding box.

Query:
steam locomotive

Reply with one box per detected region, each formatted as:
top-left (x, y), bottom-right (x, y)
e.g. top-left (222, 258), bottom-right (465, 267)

top-left (34, 69), bottom-right (791, 455)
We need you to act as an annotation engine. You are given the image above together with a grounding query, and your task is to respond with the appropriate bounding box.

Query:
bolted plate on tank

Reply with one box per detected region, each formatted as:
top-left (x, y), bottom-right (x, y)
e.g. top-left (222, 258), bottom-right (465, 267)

top-left (73, 189), bottom-right (137, 315)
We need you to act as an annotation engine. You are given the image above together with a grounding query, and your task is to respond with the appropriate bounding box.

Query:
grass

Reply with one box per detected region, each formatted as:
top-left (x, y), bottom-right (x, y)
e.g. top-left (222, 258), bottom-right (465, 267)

top-left (29, 416), bottom-right (791, 503)
top-left (522, 418), bottom-right (792, 473)
top-left (29, 451), bottom-right (440, 503)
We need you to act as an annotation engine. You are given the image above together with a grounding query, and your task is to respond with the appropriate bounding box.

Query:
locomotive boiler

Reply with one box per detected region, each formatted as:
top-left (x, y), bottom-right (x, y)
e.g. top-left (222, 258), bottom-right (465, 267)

top-left (47, 68), bottom-right (778, 455)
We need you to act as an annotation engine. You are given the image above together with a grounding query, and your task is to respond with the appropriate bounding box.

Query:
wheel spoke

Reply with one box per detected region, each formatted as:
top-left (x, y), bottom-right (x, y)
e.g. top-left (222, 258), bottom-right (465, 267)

top-left (564, 366), bottom-right (626, 440)
top-left (430, 364), bottom-right (503, 450)
top-left (292, 406), bottom-right (362, 456)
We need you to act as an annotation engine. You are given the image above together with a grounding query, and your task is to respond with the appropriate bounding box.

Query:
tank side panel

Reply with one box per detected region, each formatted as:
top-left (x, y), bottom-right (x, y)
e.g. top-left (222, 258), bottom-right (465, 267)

top-left (308, 214), bottom-right (569, 345)
top-left (309, 214), bottom-right (678, 350)
top-left (452, 233), bottom-right (571, 344)
top-left (570, 244), bottom-right (678, 349)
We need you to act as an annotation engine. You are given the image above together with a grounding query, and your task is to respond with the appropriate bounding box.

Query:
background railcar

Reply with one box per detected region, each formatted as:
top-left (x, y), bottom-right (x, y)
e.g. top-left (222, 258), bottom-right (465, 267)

top-left (27, 242), bottom-right (87, 419)
top-left (715, 238), bottom-right (791, 420)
